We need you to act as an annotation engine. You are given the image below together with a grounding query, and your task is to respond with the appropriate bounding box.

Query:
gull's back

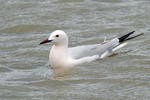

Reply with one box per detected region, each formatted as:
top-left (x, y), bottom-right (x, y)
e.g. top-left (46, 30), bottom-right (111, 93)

top-left (69, 38), bottom-right (119, 59)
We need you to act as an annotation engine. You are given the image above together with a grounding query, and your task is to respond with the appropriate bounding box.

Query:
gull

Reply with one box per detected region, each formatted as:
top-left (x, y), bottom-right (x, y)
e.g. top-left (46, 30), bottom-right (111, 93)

top-left (40, 30), bottom-right (143, 69)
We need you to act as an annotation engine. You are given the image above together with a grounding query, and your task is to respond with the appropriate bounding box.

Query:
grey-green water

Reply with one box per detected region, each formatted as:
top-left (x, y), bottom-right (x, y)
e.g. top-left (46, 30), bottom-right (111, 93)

top-left (0, 0), bottom-right (150, 100)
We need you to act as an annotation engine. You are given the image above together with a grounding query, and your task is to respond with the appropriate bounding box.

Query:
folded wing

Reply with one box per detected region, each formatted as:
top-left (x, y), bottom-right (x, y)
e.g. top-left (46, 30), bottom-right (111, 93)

top-left (69, 38), bottom-right (120, 59)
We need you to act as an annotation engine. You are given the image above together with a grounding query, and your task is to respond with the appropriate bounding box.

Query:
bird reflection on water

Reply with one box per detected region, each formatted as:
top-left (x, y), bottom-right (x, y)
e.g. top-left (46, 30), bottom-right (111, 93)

top-left (50, 66), bottom-right (73, 79)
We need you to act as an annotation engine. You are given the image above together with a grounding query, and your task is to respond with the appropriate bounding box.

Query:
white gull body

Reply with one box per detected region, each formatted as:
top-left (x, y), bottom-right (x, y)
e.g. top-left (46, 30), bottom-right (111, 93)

top-left (40, 30), bottom-right (141, 69)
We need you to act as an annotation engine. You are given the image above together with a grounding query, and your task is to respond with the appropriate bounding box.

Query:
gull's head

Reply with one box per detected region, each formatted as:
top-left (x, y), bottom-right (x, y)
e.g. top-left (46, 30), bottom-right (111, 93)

top-left (40, 30), bottom-right (68, 46)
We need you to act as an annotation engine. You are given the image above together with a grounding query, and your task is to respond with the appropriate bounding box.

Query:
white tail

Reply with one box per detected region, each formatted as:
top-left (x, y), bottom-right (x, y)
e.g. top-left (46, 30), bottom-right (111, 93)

top-left (112, 42), bottom-right (128, 52)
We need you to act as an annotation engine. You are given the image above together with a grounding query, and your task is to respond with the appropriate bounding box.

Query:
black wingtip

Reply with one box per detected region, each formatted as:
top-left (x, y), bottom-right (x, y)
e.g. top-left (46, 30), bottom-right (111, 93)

top-left (125, 33), bottom-right (144, 41)
top-left (119, 31), bottom-right (135, 43)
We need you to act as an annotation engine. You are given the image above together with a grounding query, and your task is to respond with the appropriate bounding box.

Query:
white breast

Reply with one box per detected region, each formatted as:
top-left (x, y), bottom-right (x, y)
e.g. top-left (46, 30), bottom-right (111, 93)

top-left (49, 45), bottom-right (70, 68)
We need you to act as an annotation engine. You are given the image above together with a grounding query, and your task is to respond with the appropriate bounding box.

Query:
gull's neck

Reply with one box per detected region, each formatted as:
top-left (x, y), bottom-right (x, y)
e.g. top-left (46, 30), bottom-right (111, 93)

top-left (55, 42), bottom-right (68, 48)
top-left (52, 42), bottom-right (69, 56)
top-left (54, 42), bottom-right (68, 51)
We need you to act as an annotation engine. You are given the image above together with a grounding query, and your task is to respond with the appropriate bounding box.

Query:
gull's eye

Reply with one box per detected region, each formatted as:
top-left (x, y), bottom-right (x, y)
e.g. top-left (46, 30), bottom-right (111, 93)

top-left (56, 35), bottom-right (59, 37)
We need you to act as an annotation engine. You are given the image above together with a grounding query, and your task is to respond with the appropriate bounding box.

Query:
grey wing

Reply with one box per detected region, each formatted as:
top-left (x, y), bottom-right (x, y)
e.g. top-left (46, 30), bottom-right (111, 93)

top-left (68, 38), bottom-right (120, 59)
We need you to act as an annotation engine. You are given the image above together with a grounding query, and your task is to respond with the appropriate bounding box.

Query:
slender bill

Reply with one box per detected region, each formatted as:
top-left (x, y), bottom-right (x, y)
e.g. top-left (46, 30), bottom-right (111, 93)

top-left (40, 38), bottom-right (52, 44)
